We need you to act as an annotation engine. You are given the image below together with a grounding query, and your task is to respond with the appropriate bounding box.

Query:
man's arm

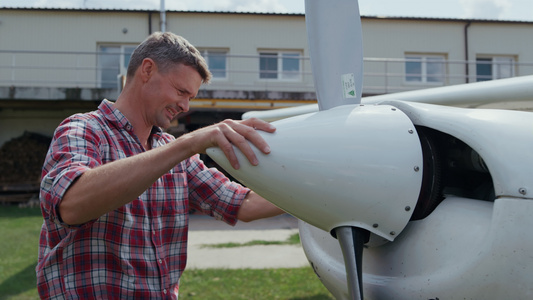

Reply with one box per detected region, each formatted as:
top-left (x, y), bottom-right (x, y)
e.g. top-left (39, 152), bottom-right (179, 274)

top-left (237, 191), bottom-right (285, 222)
top-left (59, 118), bottom-right (276, 226)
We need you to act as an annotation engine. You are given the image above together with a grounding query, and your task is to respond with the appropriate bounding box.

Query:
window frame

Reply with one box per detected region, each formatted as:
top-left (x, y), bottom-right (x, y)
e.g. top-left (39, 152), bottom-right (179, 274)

top-left (258, 50), bottom-right (303, 81)
top-left (404, 54), bottom-right (447, 85)
top-left (476, 55), bottom-right (516, 82)
top-left (199, 49), bottom-right (229, 80)
top-left (97, 44), bottom-right (136, 89)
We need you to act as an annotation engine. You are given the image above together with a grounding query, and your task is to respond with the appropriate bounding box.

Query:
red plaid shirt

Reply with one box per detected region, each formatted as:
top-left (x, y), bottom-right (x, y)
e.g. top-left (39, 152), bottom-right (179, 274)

top-left (37, 99), bottom-right (249, 299)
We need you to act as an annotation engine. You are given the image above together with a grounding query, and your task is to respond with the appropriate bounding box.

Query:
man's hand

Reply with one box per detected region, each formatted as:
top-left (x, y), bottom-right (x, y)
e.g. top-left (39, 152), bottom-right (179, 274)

top-left (183, 117), bottom-right (276, 169)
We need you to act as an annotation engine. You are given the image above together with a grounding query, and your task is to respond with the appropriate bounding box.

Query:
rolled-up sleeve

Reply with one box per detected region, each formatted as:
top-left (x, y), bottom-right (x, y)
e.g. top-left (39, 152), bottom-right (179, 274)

top-left (186, 154), bottom-right (250, 226)
top-left (40, 117), bottom-right (102, 228)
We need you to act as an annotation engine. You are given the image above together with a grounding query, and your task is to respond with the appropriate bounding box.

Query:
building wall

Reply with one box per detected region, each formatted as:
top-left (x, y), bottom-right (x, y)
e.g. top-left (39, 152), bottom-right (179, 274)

top-left (362, 18), bottom-right (533, 89)
top-left (467, 22), bottom-right (533, 81)
top-left (1, 9), bottom-right (532, 93)
top-left (0, 8), bottom-right (532, 146)
top-left (0, 10), bottom-right (150, 89)
top-left (0, 10), bottom-right (149, 51)
top-left (167, 12), bottom-right (313, 93)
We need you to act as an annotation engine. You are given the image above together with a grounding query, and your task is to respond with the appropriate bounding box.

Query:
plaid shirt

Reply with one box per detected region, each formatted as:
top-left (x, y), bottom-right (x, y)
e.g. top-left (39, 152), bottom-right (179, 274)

top-left (37, 99), bottom-right (249, 299)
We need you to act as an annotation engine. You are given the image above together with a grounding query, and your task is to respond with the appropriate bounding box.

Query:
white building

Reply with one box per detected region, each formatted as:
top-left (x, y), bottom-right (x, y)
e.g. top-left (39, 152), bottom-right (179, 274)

top-left (1, 7), bottom-right (532, 146)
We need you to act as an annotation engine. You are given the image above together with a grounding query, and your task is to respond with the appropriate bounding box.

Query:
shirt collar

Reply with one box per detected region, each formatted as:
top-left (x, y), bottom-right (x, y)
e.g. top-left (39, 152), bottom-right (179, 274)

top-left (98, 99), bottom-right (164, 138)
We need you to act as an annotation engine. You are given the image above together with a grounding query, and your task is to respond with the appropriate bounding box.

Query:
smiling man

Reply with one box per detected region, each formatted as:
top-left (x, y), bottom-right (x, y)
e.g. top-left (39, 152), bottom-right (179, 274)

top-left (37, 32), bottom-right (284, 299)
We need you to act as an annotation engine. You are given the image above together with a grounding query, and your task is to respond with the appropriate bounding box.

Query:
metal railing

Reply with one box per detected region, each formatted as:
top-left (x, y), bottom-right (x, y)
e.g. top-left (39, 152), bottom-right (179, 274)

top-left (1, 50), bottom-right (533, 98)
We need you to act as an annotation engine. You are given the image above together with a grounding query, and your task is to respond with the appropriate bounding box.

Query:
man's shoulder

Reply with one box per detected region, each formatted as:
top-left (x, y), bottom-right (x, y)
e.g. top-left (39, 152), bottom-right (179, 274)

top-left (61, 109), bottom-right (107, 129)
top-left (65, 99), bottom-right (113, 124)
top-left (52, 106), bottom-right (114, 143)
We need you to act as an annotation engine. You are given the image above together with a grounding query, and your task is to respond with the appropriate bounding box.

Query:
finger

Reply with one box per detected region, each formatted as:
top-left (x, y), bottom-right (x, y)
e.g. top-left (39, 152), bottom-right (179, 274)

top-left (218, 138), bottom-right (242, 169)
top-left (245, 128), bottom-right (271, 155)
top-left (224, 125), bottom-right (260, 166)
top-left (213, 127), bottom-right (243, 169)
top-left (242, 118), bottom-right (276, 133)
top-left (210, 122), bottom-right (256, 169)
top-left (232, 120), bottom-right (274, 154)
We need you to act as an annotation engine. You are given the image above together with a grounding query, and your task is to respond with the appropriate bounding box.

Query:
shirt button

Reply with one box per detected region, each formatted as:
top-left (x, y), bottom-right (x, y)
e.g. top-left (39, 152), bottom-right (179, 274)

top-left (159, 259), bottom-right (163, 264)
top-left (163, 289), bottom-right (167, 294)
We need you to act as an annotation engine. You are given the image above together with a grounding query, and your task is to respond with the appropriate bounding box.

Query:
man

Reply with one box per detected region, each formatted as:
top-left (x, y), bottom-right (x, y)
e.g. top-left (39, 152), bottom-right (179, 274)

top-left (37, 32), bottom-right (284, 299)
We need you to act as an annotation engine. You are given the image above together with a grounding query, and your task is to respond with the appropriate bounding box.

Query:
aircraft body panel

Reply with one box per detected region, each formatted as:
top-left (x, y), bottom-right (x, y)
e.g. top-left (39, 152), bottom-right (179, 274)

top-left (296, 102), bottom-right (533, 299)
top-left (381, 100), bottom-right (532, 199)
top-left (300, 196), bottom-right (533, 299)
top-left (209, 98), bottom-right (533, 298)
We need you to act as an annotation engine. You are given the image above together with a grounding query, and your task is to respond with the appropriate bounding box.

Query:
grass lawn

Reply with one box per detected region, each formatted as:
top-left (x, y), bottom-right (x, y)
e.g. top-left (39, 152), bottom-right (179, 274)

top-left (0, 205), bottom-right (41, 300)
top-left (0, 206), bottom-right (333, 299)
top-left (180, 268), bottom-right (334, 299)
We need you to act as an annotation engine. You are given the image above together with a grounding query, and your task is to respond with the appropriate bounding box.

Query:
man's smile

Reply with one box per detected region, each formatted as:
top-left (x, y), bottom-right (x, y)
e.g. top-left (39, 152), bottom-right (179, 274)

top-left (166, 107), bottom-right (178, 119)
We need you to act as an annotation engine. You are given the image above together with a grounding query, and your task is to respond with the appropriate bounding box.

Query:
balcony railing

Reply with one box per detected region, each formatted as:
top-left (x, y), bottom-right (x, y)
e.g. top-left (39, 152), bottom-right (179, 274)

top-left (1, 50), bottom-right (533, 100)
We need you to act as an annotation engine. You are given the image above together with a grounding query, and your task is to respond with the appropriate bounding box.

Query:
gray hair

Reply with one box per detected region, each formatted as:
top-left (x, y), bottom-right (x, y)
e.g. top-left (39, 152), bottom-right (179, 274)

top-left (127, 32), bottom-right (212, 83)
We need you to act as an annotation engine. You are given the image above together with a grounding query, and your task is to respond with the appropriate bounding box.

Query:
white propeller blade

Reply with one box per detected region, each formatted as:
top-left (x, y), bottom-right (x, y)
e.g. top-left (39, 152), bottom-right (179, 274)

top-left (305, 0), bottom-right (364, 110)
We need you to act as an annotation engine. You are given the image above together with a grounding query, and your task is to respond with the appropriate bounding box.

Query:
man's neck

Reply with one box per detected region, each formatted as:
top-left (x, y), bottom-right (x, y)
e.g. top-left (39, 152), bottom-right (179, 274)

top-left (115, 90), bottom-right (152, 150)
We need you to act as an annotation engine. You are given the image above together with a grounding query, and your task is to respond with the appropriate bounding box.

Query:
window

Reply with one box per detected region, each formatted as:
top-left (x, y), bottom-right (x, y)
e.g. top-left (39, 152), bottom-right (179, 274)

top-left (98, 45), bottom-right (136, 89)
top-left (405, 55), bottom-right (446, 84)
top-left (476, 56), bottom-right (515, 82)
top-left (199, 49), bottom-right (228, 79)
top-left (259, 51), bottom-right (302, 80)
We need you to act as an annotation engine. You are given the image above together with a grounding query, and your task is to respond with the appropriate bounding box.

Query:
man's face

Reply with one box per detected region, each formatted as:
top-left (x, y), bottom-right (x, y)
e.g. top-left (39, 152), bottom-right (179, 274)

top-left (145, 63), bottom-right (203, 129)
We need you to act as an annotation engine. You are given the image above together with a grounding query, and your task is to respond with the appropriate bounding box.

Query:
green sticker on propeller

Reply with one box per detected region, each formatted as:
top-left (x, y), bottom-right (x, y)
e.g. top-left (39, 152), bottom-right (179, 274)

top-left (341, 73), bottom-right (357, 99)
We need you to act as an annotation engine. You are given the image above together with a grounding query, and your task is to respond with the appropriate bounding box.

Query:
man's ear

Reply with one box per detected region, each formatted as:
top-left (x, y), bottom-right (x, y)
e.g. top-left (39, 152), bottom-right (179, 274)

top-left (139, 58), bottom-right (157, 82)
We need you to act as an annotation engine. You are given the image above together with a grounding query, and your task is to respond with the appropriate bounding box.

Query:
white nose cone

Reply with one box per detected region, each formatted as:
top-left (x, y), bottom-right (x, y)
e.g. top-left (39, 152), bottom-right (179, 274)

top-left (207, 104), bottom-right (423, 241)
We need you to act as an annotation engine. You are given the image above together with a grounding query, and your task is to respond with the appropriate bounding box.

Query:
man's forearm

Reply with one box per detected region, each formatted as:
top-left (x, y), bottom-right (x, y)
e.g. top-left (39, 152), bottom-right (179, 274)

top-left (59, 137), bottom-right (193, 225)
top-left (237, 191), bottom-right (285, 222)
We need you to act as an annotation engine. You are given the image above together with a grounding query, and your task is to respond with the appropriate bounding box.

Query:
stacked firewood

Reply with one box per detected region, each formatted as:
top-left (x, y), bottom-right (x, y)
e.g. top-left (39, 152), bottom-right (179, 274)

top-left (0, 132), bottom-right (51, 203)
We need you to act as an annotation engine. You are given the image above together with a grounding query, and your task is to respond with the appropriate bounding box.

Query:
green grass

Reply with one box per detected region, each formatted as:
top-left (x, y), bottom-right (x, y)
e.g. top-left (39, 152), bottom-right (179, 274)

top-left (0, 206), bottom-right (333, 300)
top-left (0, 205), bottom-right (42, 300)
top-left (180, 268), bottom-right (334, 299)
top-left (203, 233), bottom-right (301, 248)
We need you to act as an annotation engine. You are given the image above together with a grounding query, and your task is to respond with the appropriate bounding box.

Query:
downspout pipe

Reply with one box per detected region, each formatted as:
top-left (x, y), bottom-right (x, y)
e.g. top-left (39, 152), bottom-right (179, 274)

top-left (148, 12), bottom-right (153, 34)
top-left (160, 0), bottom-right (167, 32)
top-left (464, 21), bottom-right (472, 83)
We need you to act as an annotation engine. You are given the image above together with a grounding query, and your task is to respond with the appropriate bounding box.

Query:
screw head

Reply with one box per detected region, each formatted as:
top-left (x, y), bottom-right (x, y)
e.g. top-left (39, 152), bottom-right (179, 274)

top-left (519, 188), bottom-right (527, 195)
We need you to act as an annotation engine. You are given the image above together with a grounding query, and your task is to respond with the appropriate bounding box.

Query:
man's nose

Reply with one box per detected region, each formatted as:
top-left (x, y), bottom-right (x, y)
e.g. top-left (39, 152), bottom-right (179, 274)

top-left (179, 99), bottom-right (190, 113)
